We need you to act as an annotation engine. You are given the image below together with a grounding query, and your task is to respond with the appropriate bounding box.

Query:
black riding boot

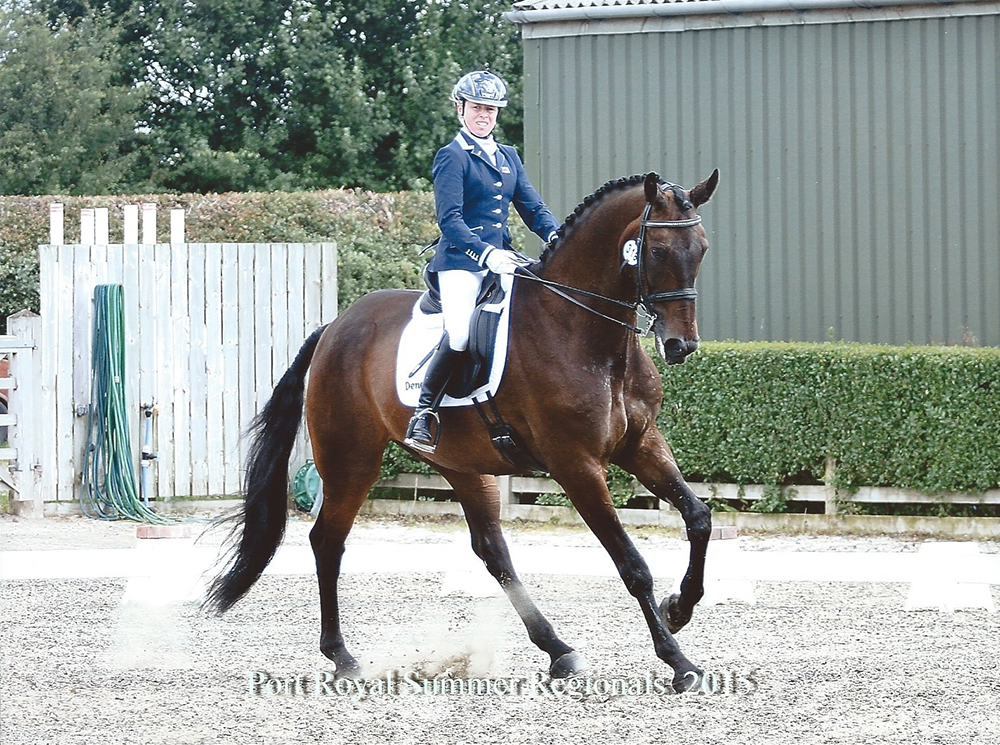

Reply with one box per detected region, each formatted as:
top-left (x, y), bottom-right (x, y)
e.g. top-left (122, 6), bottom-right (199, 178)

top-left (404, 337), bottom-right (463, 453)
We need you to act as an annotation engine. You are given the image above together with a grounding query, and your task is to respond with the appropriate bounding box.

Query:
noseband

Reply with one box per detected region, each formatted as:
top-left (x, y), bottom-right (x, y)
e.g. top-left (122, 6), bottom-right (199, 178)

top-left (517, 197), bottom-right (702, 334)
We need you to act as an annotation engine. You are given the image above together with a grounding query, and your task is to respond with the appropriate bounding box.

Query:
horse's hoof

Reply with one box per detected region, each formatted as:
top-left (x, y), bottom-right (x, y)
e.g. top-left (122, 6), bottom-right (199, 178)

top-left (660, 593), bottom-right (692, 634)
top-left (549, 651), bottom-right (590, 679)
top-left (335, 660), bottom-right (363, 680)
top-left (672, 667), bottom-right (703, 693)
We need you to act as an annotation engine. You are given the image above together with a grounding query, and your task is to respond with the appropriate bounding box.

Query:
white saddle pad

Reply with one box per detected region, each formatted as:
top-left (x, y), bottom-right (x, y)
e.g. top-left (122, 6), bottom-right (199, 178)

top-left (395, 273), bottom-right (515, 408)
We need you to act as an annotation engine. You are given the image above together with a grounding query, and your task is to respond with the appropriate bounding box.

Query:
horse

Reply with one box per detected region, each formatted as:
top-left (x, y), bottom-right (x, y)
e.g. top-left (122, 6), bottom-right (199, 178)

top-left (206, 169), bottom-right (720, 692)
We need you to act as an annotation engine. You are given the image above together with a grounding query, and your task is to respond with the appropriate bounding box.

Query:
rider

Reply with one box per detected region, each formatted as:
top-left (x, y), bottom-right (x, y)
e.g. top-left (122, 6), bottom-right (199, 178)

top-left (404, 70), bottom-right (561, 453)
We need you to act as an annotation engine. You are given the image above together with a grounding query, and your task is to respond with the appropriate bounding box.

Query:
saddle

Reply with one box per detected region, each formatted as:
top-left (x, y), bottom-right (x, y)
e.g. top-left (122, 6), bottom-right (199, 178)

top-left (417, 265), bottom-right (506, 399)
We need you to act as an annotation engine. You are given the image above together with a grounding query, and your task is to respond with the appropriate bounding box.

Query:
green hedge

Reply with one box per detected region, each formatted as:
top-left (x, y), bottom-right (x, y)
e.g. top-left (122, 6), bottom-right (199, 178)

top-left (655, 342), bottom-right (1000, 494)
top-left (379, 342), bottom-right (1000, 497)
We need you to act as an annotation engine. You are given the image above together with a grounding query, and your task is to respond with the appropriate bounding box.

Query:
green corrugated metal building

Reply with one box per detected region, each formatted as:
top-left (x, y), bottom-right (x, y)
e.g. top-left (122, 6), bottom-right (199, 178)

top-left (506, 0), bottom-right (1000, 346)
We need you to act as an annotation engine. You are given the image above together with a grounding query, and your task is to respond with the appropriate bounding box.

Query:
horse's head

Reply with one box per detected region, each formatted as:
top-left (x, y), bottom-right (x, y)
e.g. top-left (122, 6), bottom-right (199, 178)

top-left (629, 170), bottom-right (719, 365)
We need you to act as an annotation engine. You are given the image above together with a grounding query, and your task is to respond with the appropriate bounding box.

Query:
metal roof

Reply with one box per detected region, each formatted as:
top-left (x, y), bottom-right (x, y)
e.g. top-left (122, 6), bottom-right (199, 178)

top-left (512, 0), bottom-right (709, 7)
top-left (508, 0), bottom-right (991, 24)
top-left (512, 0), bottom-right (710, 8)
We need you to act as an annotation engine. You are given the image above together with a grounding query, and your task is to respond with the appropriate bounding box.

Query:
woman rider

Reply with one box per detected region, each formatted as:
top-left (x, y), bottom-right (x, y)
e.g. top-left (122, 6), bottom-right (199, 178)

top-left (404, 70), bottom-right (561, 453)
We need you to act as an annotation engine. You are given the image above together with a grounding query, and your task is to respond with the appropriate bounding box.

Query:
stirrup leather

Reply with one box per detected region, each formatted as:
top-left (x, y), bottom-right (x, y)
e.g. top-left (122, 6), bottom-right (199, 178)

top-left (404, 407), bottom-right (442, 453)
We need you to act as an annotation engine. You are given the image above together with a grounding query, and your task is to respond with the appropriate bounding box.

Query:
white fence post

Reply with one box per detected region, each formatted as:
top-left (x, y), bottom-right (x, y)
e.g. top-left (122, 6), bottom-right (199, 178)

top-left (32, 234), bottom-right (337, 508)
top-left (170, 209), bottom-right (185, 244)
top-left (49, 203), bottom-right (64, 245)
top-left (141, 203), bottom-right (157, 245)
top-left (123, 205), bottom-right (139, 244)
top-left (3, 312), bottom-right (43, 517)
top-left (81, 208), bottom-right (96, 246)
top-left (95, 208), bottom-right (110, 245)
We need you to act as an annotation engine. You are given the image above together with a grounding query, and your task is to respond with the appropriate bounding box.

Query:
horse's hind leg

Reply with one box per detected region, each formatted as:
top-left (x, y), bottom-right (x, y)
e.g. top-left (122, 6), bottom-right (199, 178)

top-left (309, 432), bottom-right (387, 678)
top-left (441, 469), bottom-right (587, 678)
top-left (615, 427), bottom-right (712, 634)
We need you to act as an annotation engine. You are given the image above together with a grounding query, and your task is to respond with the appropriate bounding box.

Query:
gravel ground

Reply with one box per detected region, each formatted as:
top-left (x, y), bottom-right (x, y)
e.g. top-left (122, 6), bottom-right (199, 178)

top-left (1, 513), bottom-right (999, 744)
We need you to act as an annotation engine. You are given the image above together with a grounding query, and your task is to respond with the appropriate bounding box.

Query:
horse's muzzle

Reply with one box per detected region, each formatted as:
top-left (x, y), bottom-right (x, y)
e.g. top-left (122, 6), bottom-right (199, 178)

top-left (657, 336), bottom-right (699, 365)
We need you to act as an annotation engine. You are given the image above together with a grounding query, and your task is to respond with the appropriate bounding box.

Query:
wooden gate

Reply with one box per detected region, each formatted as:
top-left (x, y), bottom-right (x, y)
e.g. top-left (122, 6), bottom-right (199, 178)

top-left (0, 312), bottom-right (43, 516)
top-left (36, 229), bottom-right (337, 506)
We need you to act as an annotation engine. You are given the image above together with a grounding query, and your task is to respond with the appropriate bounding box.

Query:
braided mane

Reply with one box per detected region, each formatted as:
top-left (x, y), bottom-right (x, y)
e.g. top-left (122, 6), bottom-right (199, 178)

top-left (538, 174), bottom-right (652, 265)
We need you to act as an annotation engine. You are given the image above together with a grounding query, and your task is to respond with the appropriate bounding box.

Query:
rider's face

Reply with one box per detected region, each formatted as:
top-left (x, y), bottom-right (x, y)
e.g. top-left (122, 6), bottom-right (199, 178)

top-left (460, 102), bottom-right (499, 138)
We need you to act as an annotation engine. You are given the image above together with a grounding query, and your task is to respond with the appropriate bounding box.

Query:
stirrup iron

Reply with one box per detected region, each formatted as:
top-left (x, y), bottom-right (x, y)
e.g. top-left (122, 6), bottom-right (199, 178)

top-left (404, 407), bottom-right (442, 453)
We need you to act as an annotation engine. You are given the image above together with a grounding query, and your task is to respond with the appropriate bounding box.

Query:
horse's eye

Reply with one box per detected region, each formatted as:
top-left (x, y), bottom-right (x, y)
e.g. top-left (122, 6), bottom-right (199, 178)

top-left (650, 246), bottom-right (668, 260)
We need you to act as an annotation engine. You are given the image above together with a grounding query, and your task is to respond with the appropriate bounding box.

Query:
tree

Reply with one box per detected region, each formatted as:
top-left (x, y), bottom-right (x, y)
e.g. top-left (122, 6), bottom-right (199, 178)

top-left (6, 0), bottom-right (527, 194)
top-left (0, 3), bottom-right (146, 195)
top-left (125, 0), bottom-right (526, 193)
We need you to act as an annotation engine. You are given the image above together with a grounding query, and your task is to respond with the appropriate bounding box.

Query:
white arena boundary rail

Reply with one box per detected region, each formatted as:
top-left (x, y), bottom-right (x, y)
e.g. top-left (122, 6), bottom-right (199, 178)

top-left (4, 204), bottom-right (337, 514)
top-left (375, 472), bottom-right (1000, 515)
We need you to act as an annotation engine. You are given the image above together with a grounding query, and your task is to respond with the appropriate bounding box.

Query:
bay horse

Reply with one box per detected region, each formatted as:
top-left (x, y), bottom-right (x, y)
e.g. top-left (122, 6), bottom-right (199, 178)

top-left (206, 170), bottom-right (720, 692)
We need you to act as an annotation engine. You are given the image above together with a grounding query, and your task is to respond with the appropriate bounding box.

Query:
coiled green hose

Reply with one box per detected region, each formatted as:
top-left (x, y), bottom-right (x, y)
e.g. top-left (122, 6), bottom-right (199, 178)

top-left (79, 284), bottom-right (169, 523)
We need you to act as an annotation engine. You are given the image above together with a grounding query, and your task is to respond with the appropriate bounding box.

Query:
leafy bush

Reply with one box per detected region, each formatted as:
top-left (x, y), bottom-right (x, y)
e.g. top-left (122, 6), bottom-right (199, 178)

top-left (656, 342), bottom-right (1000, 495)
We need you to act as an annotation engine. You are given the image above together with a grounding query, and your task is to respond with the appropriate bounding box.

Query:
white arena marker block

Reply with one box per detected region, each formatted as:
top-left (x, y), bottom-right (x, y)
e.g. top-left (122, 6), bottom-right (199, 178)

top-left (675, 530), bottom-right (756, 606)
top-left (110, 528), bottom-right (206, 670)
top-left (440, 533), bottom-right (503, 598)
top-left (904, 542), bottom-right (996, 613)
top-left (123, 528), bottom-right (206, 605)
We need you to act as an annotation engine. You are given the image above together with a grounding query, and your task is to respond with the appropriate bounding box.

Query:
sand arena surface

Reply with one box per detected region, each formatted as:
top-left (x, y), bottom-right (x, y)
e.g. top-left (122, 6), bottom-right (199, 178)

top-left (1, 513), bottom-right (998, 744)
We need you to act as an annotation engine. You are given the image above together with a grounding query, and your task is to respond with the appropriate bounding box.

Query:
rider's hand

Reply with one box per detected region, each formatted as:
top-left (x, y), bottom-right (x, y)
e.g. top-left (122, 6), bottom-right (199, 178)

top-left (483, 247), bottom-right (522, 275)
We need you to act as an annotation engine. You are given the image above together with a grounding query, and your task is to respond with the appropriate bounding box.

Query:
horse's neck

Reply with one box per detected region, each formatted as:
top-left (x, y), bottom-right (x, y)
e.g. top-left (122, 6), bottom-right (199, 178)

top-left (526, 190), bottom-right (643, 356)
top-left (540, 191), bottom-right (641, 304)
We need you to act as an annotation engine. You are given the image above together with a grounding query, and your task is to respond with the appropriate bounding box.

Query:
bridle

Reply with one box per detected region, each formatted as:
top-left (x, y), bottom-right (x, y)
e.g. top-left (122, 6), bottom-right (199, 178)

top-left (516, 196), bottom-right (702, 335)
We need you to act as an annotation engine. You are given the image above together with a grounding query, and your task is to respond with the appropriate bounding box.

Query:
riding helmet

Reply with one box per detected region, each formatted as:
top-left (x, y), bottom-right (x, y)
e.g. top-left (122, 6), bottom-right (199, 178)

top-left (450, 71), bottom-right (508, 108)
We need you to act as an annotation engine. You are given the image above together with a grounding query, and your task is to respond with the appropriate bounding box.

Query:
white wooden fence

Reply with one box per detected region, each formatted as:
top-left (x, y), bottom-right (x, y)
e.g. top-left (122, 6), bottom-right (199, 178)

top-left (0, 312), bottom-right (43, 516)
top-left (9, 204), bottom-right (338, 511)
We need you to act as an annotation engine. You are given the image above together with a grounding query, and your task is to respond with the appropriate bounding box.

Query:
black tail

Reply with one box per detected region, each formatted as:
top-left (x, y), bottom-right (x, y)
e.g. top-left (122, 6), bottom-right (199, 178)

top-left (203, 325), bottom-right (328, 614)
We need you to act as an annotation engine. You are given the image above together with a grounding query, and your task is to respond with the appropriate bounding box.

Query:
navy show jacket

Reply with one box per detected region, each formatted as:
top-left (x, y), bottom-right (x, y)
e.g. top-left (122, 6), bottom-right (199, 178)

top-left (428, 130), bottom-right (560, 273)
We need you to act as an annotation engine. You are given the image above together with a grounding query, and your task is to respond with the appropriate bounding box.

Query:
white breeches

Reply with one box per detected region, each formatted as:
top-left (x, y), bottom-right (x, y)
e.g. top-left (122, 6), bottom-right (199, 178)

top-left (438, 269), bottom-right (489, 351)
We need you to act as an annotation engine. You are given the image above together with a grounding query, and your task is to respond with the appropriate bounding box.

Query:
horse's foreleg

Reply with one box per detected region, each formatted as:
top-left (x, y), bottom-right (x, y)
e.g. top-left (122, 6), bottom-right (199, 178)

top-left (310, 436), bottom-right (386, 678)
top-left (441, 469), bottom-right (587, 678)
top-left (615, 428), bottom-right (712, 634)
top-left (555, 462), bottom-right (702, 691)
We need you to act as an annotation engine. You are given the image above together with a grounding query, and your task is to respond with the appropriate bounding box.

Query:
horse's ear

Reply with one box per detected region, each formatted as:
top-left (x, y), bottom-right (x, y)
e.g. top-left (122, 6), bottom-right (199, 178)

top-left (644, 172), bottom-right (661, 203)
top-left (690, 169), bottom-right (720, 208)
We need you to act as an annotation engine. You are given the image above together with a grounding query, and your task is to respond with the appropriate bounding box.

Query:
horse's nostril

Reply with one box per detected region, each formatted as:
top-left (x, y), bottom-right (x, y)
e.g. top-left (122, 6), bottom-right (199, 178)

top-left (661, 337), bottom-right (698, 364)
top-left (664, 338), bottom-right (697, 355)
